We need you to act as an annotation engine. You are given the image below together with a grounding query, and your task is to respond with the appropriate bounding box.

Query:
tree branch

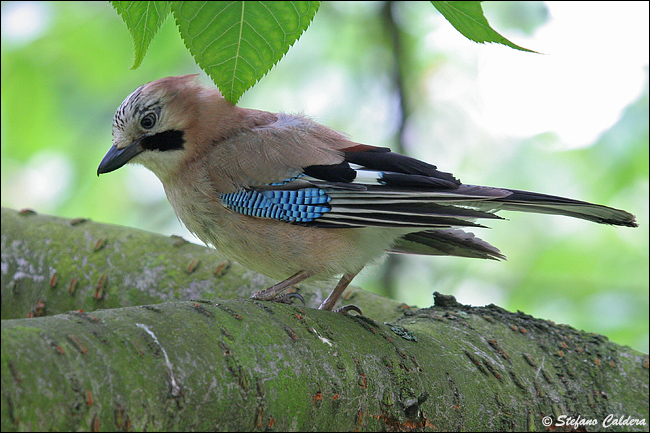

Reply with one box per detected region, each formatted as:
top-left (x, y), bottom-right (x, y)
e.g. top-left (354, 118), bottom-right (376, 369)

top-left (2, 208), bottom-right (648, 431)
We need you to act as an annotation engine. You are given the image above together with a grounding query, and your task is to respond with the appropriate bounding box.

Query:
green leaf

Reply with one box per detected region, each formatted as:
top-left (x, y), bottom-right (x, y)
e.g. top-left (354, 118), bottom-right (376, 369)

top-left (171, 1), bottom-right (320, 104)
top-left (431, 1), bottom-right (537, 53)
top-left (112, 1), bottom-right (172, 69)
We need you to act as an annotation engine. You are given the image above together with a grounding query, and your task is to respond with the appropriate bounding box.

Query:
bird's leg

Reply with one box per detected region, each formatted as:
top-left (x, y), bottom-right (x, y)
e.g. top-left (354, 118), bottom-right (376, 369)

top-left (250, 270), bottom-right (311, 302)
top-left (318, 271), bottom-right (360, 312)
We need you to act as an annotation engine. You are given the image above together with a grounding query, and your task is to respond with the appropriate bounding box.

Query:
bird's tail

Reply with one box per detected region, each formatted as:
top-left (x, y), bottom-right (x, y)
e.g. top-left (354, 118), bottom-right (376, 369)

top-left (494, 189), bottom-right (637, 227)
top-left (391, 229), bottom-right (506, 260)
top-left (389, 187), bottom-right (637, 260)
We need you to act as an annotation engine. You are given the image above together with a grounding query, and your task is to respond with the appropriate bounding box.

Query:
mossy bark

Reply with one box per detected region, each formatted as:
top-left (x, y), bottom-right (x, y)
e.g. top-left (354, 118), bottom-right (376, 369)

top-left (2, 208), bottom-right (648, 431)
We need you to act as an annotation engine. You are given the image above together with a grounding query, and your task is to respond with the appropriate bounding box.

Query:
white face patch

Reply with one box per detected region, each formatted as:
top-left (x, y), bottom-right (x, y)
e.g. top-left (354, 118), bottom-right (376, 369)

top-left (109, 84), bottom-right (188, 177)
top-left (131, 148), bottom-right (185, 181)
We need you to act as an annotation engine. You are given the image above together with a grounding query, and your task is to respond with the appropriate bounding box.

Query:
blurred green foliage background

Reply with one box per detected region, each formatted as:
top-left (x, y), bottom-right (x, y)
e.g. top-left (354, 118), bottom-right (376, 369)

top-left (2, 1), bottom-right (648, 352)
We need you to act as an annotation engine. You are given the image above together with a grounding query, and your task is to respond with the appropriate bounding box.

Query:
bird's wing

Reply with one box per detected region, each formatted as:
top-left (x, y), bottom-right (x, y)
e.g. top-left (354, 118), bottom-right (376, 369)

top-left (211, 114), bottom-right (635, 232)
top-left (206, 112), bottom-right (350, 191)
top-left (299, 146), bottom-right (637, 229)
top-left (215, 130), bottom-right (514, 230)
top-left (214, 131), bottom-right (636, 259)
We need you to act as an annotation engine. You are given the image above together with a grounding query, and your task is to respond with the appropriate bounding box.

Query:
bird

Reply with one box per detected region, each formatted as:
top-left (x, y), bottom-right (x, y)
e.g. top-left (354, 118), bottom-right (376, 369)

top-left (98, 75), bottom-right (638, 312)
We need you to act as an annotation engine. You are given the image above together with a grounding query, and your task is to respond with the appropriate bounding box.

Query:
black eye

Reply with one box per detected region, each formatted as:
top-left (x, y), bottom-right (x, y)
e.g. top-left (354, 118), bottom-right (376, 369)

top-left (140, 113), bottom-right (156, 129)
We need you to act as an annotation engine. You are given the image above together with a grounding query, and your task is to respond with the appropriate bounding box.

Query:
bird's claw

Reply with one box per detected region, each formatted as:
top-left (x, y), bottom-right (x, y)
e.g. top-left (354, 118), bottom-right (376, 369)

top-left (333, 304), bottom-right (363, 315)
top-left (267, 292), bottom-right (306, 307)
top-left (251, 293), bottom-right (307, 307)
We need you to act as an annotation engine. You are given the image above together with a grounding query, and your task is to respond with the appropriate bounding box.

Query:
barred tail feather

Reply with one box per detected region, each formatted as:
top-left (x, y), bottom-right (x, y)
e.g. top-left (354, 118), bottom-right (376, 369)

top-left (391, 229), bottom-right (506, 260)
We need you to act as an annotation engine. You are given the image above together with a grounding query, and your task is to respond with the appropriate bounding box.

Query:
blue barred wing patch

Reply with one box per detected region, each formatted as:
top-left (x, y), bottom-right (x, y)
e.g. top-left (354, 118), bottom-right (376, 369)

top-left (221, 188), bottom-right (331, 222)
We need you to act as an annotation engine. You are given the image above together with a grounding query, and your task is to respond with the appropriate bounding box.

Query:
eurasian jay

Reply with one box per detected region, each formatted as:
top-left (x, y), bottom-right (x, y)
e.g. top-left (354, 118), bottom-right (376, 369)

top-left (98, 75), bottom-right (637, 312)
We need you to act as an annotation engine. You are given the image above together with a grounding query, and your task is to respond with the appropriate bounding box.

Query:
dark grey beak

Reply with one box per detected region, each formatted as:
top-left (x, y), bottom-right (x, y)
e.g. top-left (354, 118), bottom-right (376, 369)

top-left (97, 141), bottom-right (144, 175)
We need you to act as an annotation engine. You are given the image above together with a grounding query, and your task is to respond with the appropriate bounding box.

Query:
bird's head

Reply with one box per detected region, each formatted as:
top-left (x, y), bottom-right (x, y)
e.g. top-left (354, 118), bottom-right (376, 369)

top-left (98, 74), bottom-right (229, 180)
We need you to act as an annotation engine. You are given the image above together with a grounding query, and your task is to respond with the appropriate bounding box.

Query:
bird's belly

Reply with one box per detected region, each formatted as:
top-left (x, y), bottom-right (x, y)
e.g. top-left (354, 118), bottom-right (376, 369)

top-left (173, 196), bottom-right (399, 280)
